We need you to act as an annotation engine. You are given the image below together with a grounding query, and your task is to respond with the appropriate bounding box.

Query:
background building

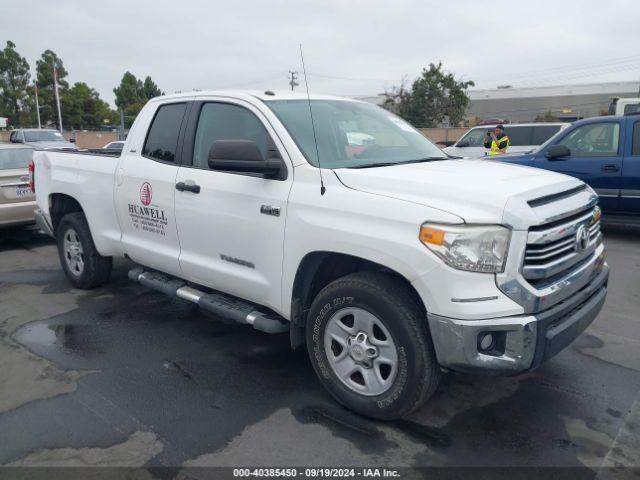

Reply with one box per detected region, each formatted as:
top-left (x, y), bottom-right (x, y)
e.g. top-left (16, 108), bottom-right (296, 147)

top-left (467, 81), bottom-right (640, 123)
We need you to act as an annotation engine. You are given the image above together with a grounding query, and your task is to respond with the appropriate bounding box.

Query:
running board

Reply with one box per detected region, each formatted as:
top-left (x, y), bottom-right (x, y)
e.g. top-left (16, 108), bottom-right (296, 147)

top-left (128, 267), bottom-right (289, 334)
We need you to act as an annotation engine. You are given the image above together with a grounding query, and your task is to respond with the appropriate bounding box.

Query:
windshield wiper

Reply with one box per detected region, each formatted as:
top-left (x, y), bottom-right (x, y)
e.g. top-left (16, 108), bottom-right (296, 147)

top-left (350, 157), bottom-right (447, 169)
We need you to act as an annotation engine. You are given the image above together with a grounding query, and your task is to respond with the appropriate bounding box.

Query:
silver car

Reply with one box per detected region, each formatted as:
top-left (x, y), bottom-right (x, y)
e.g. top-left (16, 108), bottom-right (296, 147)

top-left (0, 144), bottom-right (37, 228)
top-left (9, 128), bottom-right (77, 150)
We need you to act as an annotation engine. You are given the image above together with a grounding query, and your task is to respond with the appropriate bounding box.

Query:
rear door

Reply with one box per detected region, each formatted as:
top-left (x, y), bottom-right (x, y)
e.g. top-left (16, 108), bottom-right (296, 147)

top-left (534, 120), bottom-right (623, 212)
top-left (174, 98), bottom-right (293, 311)
top-left (115, 100), bottom-right (191, 276)
top-left (620, 118), bottom-right (640, 214)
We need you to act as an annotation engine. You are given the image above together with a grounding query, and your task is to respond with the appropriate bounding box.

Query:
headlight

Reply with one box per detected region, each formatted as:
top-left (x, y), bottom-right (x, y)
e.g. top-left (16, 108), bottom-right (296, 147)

top-left (419, 223), bottom-right (510, 273)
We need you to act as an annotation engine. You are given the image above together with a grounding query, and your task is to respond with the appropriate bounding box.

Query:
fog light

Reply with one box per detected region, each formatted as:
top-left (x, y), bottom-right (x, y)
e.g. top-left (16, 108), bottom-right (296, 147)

top-left (479, 333), bottom-right (494, 351)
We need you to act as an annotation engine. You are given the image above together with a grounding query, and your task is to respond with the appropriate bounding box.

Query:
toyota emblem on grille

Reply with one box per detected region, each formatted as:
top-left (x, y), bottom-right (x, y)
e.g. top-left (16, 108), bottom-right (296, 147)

top-left (575, 225), bottom-right (590, 252)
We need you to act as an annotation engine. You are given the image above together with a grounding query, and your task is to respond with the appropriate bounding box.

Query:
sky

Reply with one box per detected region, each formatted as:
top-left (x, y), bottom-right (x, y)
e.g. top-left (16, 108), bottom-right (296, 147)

top-left (2, 0), bottom-right (640, 108)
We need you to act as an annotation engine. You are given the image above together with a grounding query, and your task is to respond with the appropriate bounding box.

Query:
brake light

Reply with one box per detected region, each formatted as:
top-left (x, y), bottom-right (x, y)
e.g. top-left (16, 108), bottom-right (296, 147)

top-left (28, 162), bottom-right (35, 193)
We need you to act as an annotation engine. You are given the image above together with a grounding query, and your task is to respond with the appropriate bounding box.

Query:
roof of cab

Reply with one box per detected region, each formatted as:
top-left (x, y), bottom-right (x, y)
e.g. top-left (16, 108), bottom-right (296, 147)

top-left (149, 90), bottom-right (365, 104)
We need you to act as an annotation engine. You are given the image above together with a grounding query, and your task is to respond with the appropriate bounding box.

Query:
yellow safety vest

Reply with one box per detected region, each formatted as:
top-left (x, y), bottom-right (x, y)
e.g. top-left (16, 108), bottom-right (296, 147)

top-left (489, 136), bottom-right (510, 155)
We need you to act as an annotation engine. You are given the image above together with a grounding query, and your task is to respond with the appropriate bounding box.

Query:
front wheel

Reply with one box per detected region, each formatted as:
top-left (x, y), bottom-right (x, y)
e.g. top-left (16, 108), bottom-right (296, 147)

top-left (57, 212), bottom-right (112, 289)
top-left (306, 272), bottom-right (440, 420)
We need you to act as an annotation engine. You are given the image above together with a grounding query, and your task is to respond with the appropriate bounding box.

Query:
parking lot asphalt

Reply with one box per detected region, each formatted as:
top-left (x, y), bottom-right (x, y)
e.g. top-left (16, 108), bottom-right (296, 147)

top-left (0, 226), bottom-right (639, 472)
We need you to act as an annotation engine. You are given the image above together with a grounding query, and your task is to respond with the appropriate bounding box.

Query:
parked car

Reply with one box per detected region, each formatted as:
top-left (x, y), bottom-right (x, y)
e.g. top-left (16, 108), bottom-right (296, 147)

top-left (443, 123), bottom-right (570, 158)
top-left (9, 128), bottom-right (77, 150)
top-left (102, 141), bottom-right (125, 151)
top-left (0, 144), bottom-right (36, 228)
top-left (32, 91), bottom-right (607, 419)
top-left (498, 115), bottom-right (640, 222)
top-left (609, 97), bottom-right (640, 116)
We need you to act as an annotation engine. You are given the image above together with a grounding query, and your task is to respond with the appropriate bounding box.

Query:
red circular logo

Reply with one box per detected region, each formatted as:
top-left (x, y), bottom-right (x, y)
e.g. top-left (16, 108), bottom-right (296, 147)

top-left (140, 182), bottom-right (152, 206)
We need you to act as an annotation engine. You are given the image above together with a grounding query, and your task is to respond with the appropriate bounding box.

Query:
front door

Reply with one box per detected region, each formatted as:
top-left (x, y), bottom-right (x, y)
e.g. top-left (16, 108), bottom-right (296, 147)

top-left (535, 121), bottom-right (623, 212)
top-left (174, 99), bottom-right (293, 312)
top-left (620, 119), bottom-right (640, 214)
top-left (115, 101), bottom-right (190, 276)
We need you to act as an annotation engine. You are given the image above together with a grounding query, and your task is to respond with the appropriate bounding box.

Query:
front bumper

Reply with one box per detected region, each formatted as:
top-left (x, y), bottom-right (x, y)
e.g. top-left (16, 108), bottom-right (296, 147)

top-left (427, 264), bottom-right (609, 374)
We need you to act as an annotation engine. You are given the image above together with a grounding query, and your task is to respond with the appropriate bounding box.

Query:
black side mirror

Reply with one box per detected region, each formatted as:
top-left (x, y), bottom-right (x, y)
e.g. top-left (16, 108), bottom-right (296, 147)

top-left (437, 140), bottom-right (456, 147)
top-left (545, 145), bottom-right (570, 160)
top-left (69, 138), bottom-right (76, 143)
top-left (456, 141), bottom-right (469, 148)
top-left (208, 139), bottom-right (284, 179)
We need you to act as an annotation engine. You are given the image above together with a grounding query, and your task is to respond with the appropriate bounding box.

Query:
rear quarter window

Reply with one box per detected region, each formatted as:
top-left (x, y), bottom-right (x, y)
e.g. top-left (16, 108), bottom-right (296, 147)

top-left (0, 148), bottom-right (34, 170)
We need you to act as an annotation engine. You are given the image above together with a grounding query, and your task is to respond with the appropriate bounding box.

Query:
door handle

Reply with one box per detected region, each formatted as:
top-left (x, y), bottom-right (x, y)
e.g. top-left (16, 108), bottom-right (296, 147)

top-left (601, 164), bottom-right (620, 173)
top-left (175, 181), bottom-right (201, 194)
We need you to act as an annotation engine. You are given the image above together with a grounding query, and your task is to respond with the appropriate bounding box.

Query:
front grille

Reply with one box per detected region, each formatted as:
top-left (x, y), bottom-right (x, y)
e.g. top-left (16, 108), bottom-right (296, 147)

top-left (523, 206), bottom-right (601, 285)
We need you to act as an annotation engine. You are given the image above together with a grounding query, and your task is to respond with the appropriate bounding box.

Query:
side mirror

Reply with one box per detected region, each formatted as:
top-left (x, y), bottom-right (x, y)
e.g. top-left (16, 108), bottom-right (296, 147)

top-left (69, 138), bottom-right (76, 143)
top-left (456, 141), bottom-right (469, 148)
top-left (545, 145), bottom-right (570, 160)
top-left (208, 139), bottom-right (284, 179)
top-left (437, 140), bottom-right (456, 147)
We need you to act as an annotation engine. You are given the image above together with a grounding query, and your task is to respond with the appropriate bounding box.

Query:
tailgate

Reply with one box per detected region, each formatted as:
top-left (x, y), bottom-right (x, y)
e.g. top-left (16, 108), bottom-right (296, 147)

top-left (0, 168), bottom-right (33, 204)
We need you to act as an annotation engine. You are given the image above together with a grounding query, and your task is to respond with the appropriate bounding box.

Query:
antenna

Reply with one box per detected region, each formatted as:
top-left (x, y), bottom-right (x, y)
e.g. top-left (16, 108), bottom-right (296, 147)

top-left (299, 44), bottom-right (325, 195)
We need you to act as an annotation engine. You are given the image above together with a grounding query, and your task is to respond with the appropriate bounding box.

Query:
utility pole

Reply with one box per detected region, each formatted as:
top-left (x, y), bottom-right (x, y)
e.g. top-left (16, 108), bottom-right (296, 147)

top-left (34, 81), bottom-right (41, 129)
top-left (53, 65), bottom-right (63, 133)
top-left (119, 110), bottom-right (125, 141)
top-left (288, 70), bottom-right (299, 91)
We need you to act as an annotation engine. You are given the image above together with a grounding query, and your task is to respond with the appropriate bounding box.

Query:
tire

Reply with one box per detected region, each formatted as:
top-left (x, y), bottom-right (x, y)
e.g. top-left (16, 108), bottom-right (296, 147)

top-left (56, 212), bottom-right (112, 289)
top-left (306, 272), bottom-right (440, 420)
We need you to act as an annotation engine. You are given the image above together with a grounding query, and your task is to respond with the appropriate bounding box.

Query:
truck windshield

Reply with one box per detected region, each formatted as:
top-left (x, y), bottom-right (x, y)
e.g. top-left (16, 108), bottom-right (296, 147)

top-left (24, 130), bottom-right (66, 142)
top-left (0, 148), bottom-right (34, 170)
top-left (265, 99), bottom-right (447, 168)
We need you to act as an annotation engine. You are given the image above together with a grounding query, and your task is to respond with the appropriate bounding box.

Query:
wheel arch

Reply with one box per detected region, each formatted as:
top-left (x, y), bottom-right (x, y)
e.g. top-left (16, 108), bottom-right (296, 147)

top-left (289, 251), bottom-right (426, 349)
top-left (49, 193), bottom-right (85, 235)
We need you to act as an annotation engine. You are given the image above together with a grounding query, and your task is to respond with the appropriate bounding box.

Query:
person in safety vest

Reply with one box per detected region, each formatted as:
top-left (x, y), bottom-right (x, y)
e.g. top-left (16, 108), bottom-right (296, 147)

top-left (483, 124), bottom-right (510, 156)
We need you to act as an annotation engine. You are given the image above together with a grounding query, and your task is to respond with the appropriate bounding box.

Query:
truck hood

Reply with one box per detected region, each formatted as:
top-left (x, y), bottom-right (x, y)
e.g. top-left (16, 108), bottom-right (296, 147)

top-left (334, 159), bottom-right (582, 225)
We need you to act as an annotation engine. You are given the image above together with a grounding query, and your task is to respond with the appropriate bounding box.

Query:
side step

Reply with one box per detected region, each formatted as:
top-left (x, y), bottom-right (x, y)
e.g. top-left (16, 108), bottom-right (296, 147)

top-left (128, 267), bottom-right (289, 334)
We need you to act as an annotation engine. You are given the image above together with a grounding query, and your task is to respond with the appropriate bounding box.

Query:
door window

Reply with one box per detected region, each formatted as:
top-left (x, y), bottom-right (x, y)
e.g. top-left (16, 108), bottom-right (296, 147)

top-left (142, 103), bottom-right (187, 162)
top-left (633, 122), bottom-right (640, 156)
top-left (457, 128), bottom-right (485, 147)
top-left (531, 125), bottom-right (562, 145)
top-left (557, 123), bottom-right (620, 157)
top-left (192, 103), bottom-right (273, 169)
top-left (502, 126), bottom-right (532, 146)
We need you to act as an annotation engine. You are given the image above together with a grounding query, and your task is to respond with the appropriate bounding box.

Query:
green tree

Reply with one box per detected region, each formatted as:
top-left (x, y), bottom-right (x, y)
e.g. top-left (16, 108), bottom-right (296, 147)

top-left (142, 76), bottom-right (162, 100)
top-left (0, 41), bottom-right (32, 126)
top-left (113, 72), bottom-right (163, 127)
top-left (533, 111), bottom-right (559, 122)
top-left (63, 82), bottom-right (117, 129)
top-left (36, 50), bottom-right (69, 128)
top-left (383, 63), bottom-right (474, 128)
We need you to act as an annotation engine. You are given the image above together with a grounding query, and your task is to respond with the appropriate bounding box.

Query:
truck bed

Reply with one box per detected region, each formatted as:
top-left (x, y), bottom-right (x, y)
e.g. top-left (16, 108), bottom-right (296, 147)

top-left (33, 150), bottom-right (125, 257)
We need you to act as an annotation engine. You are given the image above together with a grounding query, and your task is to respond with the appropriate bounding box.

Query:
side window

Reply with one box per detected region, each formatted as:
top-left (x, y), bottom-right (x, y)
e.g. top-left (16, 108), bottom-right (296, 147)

top-left (558, 123), bottom-right (620, 157)
top-left (9, 131), bottom-right (16, 142)
top-left (458, 129), bottom-right (485, 147)
top-left (504, 127), bottom-right (533, 146)
top-left (192, 103), bottom-right (272, 169)
top-left (142, 103), bottom-right (187, 162)
top-left (531, 126), bottom-right (561, 145)
top-left (633, 122), bottom-right (640, 156)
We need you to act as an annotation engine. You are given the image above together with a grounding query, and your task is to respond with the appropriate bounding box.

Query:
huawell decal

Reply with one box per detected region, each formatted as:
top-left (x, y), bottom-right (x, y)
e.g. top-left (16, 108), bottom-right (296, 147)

top-left (128, 182), bottom-right (168, 236)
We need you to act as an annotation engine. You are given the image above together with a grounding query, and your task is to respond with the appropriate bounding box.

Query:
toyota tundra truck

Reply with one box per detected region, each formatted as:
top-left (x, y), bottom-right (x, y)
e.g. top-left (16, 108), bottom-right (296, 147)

top-left (31, 91), bottom-right (609, 419)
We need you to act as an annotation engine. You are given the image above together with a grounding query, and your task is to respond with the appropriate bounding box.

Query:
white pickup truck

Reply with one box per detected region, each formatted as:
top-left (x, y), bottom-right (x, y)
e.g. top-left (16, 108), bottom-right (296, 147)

top-left (32, 91), bottom-right (609, 419)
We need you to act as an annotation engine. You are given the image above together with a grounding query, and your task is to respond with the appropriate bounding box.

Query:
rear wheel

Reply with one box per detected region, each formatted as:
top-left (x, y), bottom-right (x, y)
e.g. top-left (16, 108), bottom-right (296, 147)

top-left (57, 212), bottom-right (112, 289)
top-left (306, 272), bottom-right (440, 420)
